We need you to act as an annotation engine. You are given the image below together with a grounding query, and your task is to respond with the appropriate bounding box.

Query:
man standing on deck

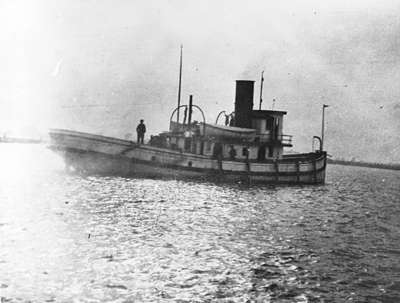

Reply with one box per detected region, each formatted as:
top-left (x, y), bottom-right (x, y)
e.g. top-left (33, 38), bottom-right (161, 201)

top-left (136, 119), bottom-right (146, 144)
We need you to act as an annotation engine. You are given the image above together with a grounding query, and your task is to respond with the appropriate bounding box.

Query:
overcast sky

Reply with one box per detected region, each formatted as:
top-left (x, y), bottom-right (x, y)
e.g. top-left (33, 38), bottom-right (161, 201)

top-left (0, 0), bottom-right (399, 163)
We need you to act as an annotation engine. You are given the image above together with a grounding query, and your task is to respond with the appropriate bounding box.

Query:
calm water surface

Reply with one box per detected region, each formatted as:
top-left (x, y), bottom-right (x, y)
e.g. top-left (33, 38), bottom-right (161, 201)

top-left (0, 144), bottom-right (399, 302)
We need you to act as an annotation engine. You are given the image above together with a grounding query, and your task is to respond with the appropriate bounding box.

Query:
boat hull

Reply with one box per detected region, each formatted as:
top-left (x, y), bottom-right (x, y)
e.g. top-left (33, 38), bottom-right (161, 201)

top-left (49, 129), bottom-right (327, 185)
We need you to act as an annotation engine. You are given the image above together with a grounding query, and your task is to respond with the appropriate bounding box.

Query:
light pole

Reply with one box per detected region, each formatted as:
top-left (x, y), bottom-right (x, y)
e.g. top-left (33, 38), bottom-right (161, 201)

top-left (321, 104), bottom-right (329, 151)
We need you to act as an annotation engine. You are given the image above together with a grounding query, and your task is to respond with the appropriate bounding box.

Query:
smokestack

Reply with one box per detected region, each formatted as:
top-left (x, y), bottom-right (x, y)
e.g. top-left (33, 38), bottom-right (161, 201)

top-left (234, 80), bottom-right (254, 128)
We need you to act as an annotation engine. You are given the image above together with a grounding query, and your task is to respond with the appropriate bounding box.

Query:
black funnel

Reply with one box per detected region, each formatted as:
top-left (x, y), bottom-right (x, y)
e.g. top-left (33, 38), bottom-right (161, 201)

top-left (234, 80), bottom-right (254, 128)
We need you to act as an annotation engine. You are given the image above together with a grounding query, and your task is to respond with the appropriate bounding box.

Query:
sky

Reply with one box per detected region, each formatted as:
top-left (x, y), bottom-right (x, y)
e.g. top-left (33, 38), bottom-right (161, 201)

top-left (0, 0), bottom-right (399, 163)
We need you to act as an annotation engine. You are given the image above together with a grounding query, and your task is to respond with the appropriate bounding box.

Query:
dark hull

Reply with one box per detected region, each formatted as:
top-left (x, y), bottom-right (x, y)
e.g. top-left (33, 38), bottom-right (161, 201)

top-left (53, 146), bottom-right (327, 185)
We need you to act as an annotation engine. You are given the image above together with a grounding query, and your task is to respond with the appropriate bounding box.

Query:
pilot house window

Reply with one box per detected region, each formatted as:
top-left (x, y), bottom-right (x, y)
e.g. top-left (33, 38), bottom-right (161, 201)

top-left (266, 116), bottom-right (274, 131)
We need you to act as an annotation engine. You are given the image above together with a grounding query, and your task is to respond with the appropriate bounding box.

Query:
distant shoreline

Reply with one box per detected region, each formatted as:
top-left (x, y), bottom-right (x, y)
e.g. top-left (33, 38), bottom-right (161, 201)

top-left (328, 159), bottom-right (400, 171)
top-left (0, 137), bottom-right (42, 144)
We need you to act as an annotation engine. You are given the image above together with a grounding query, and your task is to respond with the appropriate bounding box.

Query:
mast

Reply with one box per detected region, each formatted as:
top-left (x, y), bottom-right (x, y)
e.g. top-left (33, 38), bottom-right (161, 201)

top-left (177, 45), bottom-right (183, 123)
top-left (259, 70), bottom-right (264, 110)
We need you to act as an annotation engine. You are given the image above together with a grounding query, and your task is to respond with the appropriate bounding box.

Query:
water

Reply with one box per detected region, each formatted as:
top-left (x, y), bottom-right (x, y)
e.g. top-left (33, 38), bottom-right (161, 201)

top-left (0, 144), bottom-right (399, 302)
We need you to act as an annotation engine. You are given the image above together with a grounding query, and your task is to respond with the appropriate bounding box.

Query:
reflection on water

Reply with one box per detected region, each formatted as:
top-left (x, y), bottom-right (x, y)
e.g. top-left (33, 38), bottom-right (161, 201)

top-left (0, 144), bottom-right (400, 302)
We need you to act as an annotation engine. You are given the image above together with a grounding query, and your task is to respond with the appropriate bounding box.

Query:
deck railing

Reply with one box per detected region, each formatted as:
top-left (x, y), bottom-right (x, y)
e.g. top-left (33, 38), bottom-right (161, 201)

top-left (279, 135), bottom-right (293, 145)
top-left (258, 133), bottom-right (292, 145)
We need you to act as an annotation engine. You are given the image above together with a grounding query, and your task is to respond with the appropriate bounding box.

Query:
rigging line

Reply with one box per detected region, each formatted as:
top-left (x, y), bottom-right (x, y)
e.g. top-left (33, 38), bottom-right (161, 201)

top-left (60, 102), bottom-right (163, 108)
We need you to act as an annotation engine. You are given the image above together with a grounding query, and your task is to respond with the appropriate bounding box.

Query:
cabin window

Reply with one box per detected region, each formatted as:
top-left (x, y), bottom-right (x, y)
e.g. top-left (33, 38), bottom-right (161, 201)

top-left (213, 143), bottom-right (223, 158)
top-left (205, 141), bottom-right (212, 152)
top-left (200, 141), bottom-right (204, 155)
top-left (242, 147), bottom-right (248, 157)
top-left (268, 147), bottom-right (273, 158)
top-left (188, 161), bottom-right (192, 167)
top-left (275, 119), bottom-right (280, 139)
top-left (266, 116), bottom-right (274, 131)
top-left (184, 138), bottom-right (191, 151)
top-left (257, 145), bottom-right (266, 161)
top-left (151, 156), bottom-right (156, 161)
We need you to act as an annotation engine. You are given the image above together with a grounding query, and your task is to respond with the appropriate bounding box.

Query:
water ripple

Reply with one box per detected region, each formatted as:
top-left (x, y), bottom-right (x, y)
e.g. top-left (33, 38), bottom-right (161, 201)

top-left (0, 145), bottom-right (399, 302)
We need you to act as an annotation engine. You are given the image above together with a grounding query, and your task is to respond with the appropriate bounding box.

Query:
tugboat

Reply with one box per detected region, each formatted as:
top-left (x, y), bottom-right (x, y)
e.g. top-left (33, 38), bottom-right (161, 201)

top-left (49, 79), bottom-right (327, 184)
